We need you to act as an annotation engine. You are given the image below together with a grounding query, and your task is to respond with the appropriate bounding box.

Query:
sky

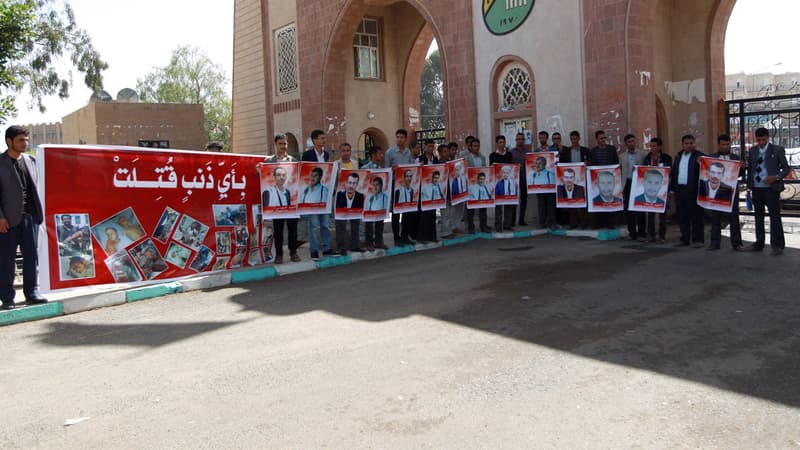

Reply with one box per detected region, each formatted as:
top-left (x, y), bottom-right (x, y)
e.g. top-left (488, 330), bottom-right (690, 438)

top-left (3, 0), bottom-right (799, 133)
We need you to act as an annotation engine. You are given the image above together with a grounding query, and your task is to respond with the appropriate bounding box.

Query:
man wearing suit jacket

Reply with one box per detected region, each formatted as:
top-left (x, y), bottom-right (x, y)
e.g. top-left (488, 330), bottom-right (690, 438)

top-left (334, 171), bottom-right (365, 255)
top-left (264, 134), bottom-right (299, 264)
top-left (669, 134), bottom-right (705, 247)
top-left (0, 126), bottom-right (47, 309)
top-left (705, 134), bottom-right (743, 251)
top-left (393, 168), bottom-right (417, 245)
top-left (490, 137), bottom-right (515, 232)
top-left (301, 129), bottom-right (332, 260)
top-left (557, 168), bottom-right (586, 199)
top-left (747, 127), bottom-right (790, 255)
top-left (619, 134), bottom-right (648, 240)
top-left (560, 131), bottom-right (591, 228)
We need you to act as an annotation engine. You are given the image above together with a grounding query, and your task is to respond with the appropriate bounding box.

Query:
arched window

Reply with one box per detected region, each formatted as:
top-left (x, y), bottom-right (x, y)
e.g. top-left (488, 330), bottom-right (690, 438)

top-left (501, 66), bottom-right (532, 107)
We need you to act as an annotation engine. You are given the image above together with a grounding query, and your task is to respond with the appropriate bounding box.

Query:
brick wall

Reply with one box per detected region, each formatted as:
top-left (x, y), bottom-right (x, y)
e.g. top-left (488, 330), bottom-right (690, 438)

top-left (232, 0), bottom-right (270, 154)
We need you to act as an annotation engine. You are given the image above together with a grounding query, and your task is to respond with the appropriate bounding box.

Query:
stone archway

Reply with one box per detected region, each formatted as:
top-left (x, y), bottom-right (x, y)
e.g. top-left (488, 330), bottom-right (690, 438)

top-left (402, 22), bottom-right (435, 132)
top-left (297, 0), bottom-right (477, 148)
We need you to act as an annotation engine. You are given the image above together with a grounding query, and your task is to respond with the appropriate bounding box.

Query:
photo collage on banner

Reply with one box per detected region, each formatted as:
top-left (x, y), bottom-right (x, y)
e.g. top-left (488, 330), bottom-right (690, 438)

top-left (363, 169), bottom-right (392, 223)
top-left (696, 156), bottom-right (742, 213)
top-left (392, 165), bottom-right (422, 214)
top-left (55, 213), bottom-right (95, 281)
top-left (296, 162), bottom-right (336, 215)
top-left (526, 152), bottom-right (558, 194)
top-left (334, 169), bottom-right (369, 220)
top-left (420, 164), bottom-right (448, 211)
top-left (587, 165), bottom-right (624, 213)
top-left (629, 166), bottom-right (671, 213)
top-left (259, 162), bottom-right (300, 219)
top-left (467, 167), bottom-right (495, 210)
top-left (43, 146), bottom-right (269, 291)
top-left (493, 163), bottom-right (520, 206)
top-left (555, 163), bottom-right (587, 209)
top-left (448, 158), bottom-right (469, 206)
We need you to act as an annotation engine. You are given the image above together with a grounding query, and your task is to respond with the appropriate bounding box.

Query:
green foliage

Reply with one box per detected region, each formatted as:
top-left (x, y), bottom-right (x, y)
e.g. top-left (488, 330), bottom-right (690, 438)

top-left (420, 49), bottom-right (444, 130)
top-left (0, 0), bottom-right (107, 124)
top-left (136, 46), bottom-right (232, 150)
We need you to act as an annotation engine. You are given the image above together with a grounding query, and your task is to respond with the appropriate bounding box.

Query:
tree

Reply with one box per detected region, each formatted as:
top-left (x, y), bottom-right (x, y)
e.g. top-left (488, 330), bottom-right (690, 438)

top-left (419, 49), bottom-right (444, 130)
top-left (136, 46), bottom-right (232, 150)
top-left (0, 0), bottom-right (107, 124)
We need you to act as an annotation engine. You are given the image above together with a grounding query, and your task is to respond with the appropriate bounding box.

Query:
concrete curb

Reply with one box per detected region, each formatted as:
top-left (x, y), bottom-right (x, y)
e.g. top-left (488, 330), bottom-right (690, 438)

top-left (2, 226), bottom-right (630, 327)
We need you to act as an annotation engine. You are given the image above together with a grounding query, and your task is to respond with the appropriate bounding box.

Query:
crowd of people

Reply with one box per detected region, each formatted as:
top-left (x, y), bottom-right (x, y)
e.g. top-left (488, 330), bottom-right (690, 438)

top-left (263, 126), bottom-right (790, 263)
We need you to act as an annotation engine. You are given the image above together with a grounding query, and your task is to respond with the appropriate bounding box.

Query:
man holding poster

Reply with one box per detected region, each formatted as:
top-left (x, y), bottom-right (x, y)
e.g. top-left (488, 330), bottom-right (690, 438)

top-left (363, 170), bottom-right (391, 251)
top-left (556, 165), bottom-right (587, 208)
top-left (705, 134), bottom-right (743, 251)
top-left (300, 129), bottom-right (334, 260)
top-left (260, 163), bottom-right (299, 219)
top-left (588, 167), bottom-right (624, 214)
top-left (392, 165), bottom-right (421, 246)
top-left (334, 169), bottom-right (367, 254)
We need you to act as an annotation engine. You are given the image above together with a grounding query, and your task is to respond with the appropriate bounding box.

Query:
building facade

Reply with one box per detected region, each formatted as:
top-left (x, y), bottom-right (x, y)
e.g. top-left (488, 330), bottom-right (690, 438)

top-left (232, 0), bottom-right (739, 157)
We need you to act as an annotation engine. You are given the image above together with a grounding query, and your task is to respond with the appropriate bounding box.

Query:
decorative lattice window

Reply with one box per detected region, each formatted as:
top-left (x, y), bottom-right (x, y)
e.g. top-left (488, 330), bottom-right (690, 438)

top-left (353, 18), bottom-right (381, 79)
top-left (502, 67), bottom-right (531, 106)
top-left (275, 25), bottom-right (298, 95)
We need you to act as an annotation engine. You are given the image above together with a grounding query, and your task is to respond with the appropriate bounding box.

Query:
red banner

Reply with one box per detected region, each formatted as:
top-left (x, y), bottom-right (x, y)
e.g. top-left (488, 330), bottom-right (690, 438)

top-left (42, 146), bottom-right (271, 291)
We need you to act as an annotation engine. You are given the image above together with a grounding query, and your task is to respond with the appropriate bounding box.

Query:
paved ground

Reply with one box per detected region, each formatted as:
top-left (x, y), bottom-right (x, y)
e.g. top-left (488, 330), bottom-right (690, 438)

top-left (1, 234), bottom-right (799, 448)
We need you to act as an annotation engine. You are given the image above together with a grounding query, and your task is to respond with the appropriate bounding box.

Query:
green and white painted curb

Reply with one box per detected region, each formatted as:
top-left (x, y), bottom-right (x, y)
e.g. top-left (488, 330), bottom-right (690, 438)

top-left (0, 227), bottom-right (626, 327)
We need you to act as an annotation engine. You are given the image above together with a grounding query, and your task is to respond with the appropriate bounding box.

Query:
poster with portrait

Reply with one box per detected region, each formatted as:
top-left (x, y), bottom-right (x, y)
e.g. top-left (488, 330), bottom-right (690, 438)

top-left (420, 164), bottom-right (448, 211)
top-left (334, 169), bottom-right (369, 220)
top-left (466, 167), bottom-right (495, 210)
top-left (555, 163), bottom-right (588, 209)
top-left (363, 169), bottom-right (392, 223)
top-left (629, 166), bottom-right (670, 213)
top-left (587, 165), bottom-right (624, 212)
top-left (526, 152), bottom-right (558, 194)
top-left (392, 164), bottom-right (422, 214)
top-left (447, 158), bottom-right (469, 206)
top-left (41, 145), bottom-right (267, 291)
top-left (697, 157), bottom-right (741, 213)
top-left (259, 162), bottom-right (300, 219)
top-left (296, 162), bottom-right (336, 214)
top-left (493, 163), bottom-right (520, 206)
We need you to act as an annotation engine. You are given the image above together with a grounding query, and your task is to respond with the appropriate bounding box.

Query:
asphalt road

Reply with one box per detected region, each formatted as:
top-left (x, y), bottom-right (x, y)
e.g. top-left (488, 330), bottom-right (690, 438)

top-left (1, 236), bottom-right (799, 448)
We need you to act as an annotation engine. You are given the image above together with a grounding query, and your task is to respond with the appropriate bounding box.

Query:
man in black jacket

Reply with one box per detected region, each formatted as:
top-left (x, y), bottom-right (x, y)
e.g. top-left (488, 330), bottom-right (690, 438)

top-left (669, 134), bottom-right (705, 247)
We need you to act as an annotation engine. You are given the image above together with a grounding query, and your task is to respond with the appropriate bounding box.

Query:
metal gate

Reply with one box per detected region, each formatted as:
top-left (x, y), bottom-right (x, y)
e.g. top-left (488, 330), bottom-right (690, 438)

top-left (725, 94), bottom-right (800, 210)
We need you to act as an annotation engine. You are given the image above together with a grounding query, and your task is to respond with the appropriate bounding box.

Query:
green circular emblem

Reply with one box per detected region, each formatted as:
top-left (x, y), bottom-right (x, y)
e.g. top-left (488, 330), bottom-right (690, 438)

top-left (483, 0), bottom-right (535, 35)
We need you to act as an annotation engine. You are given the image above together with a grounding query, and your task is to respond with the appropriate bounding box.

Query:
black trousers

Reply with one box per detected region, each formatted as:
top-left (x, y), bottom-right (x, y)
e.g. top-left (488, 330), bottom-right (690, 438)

top-left (751, 187), bottom-right (784, 249)
top-left (336, 219), bottom-right (361, 250)
top-left (624, 179), bottom-right (645, 237)
top-left (466, 208), bottom-right (488, 231)
top-left (0, 213), bottom-right (39, 303)
top-left (537, 193), bottom-right (556, 227)
top-left (675, 187), bottom-right (704, 243)
top-left (646, 211), bottom-right (667, 239)
top-left (418, 210), bottom-right (437, 242)
top-left (364, 220), bottom-right (384, 246)
top-left (272, 218), bottom-right (298, 257)
top-left (710, 189), bottom-right (742, 247)
top-left (494, 205), bottom-right (514, 230)
top-left (514, 176), bottom-right (528, 224)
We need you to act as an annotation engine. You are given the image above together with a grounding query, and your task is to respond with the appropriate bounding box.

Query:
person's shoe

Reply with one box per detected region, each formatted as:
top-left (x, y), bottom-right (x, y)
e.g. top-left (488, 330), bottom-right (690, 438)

top-left (636, 236), bottom-right (647, 243)
top-left (290, 253), bottom-right (301, 262)
top-left (467, 228), bottom-right (476, 234)
top-left (338, 250), bottom-right (347, 256)
top-left (296, 240), bottom-right (307, 248)
top-left (772, 248), bottom-right (784, 256)
top-left (691, 242), bottom-right (705, 248)
top-left (673, 241), bottom-right (690, 247)
top-left (350, 247), bottom-right (366, 253)
top-left (626, 236), bottom-right (638, 241)
top-left (706, 245), bottom-right (720, 251)
top-left (452, 228), bottom-right (466, 234)
top-left (26, 296), bottom-right (48, 305)
top-left (441, 233), bottom-right (456, 240)
top-left (375, 243), bottom-right (388, 250)
top-left (274, 255), bottom-right (283, 264)
top-left (322, 249), bottom-right (335, 256)
top-left (310, 251), bottom-right (320, 261)
top-left (495, 227), bottom-right (504, 233)
top-left (518, 221), bottom-right (528, 226)
top-left (480, 226), bottom-right (492, 233)
top-left (746, 245), bottom-right (764, 252)
top-left (656, 237), bottom-right (665, 245)
top-left (504, 226), bottom-right (515, 231)
top-left (2, 302), bottom-right (15, 310)
top-left (731, 244), bottom-right (743, 252)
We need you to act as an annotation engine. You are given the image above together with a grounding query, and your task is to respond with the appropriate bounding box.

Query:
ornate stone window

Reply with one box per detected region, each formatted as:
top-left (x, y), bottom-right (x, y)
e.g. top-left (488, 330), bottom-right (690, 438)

top-left (275, 25), bottom-right (298, 95)
top-left (353, 18), bottom-right (381, 79)
top-left (501, 66), bottom-right (531, 107)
